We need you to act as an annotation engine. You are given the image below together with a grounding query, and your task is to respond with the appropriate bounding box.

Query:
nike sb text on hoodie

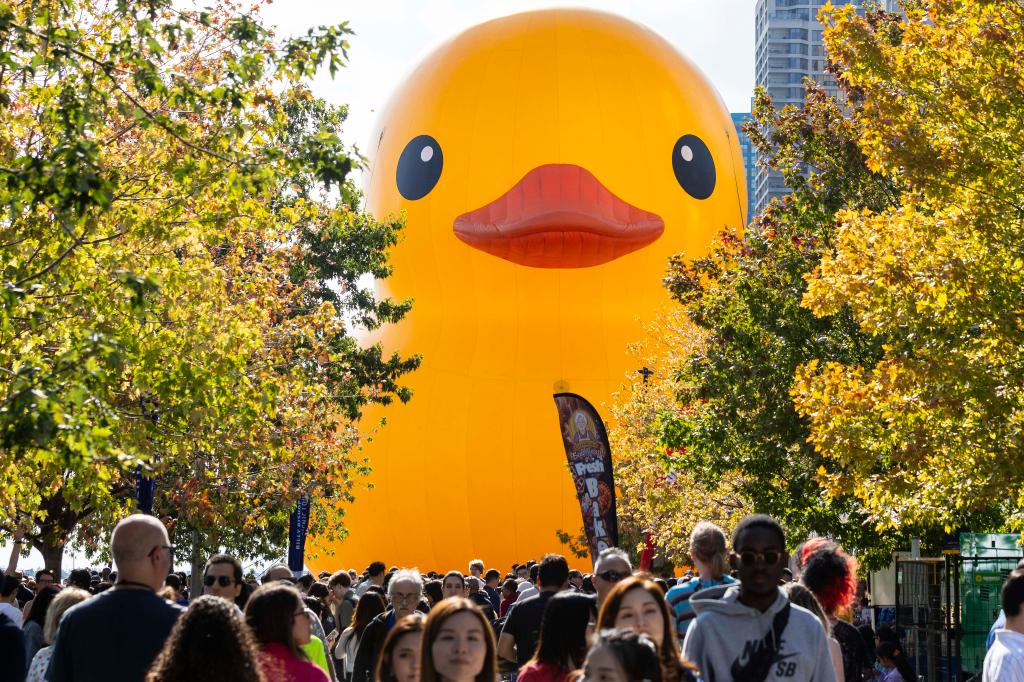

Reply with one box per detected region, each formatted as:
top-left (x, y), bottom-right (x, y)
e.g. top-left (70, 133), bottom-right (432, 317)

top-left (681, 585), bottom-right (836, 682)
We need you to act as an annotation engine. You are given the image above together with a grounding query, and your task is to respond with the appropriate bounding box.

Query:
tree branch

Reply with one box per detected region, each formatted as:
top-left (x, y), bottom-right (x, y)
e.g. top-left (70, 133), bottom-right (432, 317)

top-left (12, 232), bottom-right (85, 287)
top-left (14, 21), bottom-right (243, 168)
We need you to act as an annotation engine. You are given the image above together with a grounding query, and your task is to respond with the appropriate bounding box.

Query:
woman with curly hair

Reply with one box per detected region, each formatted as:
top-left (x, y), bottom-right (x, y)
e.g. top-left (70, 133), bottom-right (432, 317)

top-left (374, 613), bottom-right (424, 682)
top-left (146, 595), bottom-right (265, 682)
top-left (597, 576), bottom-right (698, 682)
top-left (799, 539), bottom-right (871, 682)
top-left (246, 583), bottom-right (330, 682)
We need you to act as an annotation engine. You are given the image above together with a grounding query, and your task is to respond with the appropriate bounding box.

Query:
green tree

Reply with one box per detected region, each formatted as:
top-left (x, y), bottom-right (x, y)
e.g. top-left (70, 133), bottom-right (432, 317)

top-left (793, 1), bottom-right (1024, 535)
top-left (0, 0), bottom-right (416, 571)
top-left (659, 78), bottom-right (916, 568)
top-left (609, 307), bottom-right (751, 566)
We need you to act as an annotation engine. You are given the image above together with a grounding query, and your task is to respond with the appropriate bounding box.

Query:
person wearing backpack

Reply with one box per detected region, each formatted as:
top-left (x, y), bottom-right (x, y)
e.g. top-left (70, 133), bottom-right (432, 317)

top-left (681, 515), bottom-right (836, 682)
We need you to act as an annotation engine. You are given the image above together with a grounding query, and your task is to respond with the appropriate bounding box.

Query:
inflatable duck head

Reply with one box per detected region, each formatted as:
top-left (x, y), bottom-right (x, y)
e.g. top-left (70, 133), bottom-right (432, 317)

top-left (367, 8), bottom-right (746, 273)
top-left (314, 9), bottom-right (746, 573)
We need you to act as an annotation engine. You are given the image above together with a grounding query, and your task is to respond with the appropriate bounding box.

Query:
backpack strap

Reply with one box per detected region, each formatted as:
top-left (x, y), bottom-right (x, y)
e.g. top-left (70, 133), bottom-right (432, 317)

top-left (771, 602), bottom-right (792, 655)
top-left (730, 601), bottom-right (792, 682)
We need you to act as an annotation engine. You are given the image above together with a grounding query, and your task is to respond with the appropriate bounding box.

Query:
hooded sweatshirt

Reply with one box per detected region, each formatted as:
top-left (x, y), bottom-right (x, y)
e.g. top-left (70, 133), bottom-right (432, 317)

top-left (682, 585), bottom-right (836, 682)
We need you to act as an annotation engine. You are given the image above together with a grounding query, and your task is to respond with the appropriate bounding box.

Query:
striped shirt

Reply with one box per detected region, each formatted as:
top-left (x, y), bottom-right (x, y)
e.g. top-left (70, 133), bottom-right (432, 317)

top-left (666, 575), bottom-right (736, 639)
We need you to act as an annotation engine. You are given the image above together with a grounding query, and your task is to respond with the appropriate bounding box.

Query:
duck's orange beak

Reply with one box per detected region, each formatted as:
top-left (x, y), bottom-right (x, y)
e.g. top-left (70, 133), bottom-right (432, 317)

top-left (454, 164), bottom-right (664, 268)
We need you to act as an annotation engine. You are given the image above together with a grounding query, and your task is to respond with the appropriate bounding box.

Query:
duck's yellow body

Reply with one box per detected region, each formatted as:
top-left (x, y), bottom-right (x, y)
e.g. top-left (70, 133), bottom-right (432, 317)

top-left (309, 9), bottom-right (745, 573)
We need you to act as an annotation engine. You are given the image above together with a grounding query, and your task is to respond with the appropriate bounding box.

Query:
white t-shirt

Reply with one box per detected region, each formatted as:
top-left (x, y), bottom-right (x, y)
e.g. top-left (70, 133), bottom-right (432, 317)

top-left (0, 601), bottom-right (23, 627)
top-left (517, 582), bottom-right (538, 601)
top-left (335, 628), bottom-right (360, 675)
top-left (984, 629), bottom-right (1024, 682)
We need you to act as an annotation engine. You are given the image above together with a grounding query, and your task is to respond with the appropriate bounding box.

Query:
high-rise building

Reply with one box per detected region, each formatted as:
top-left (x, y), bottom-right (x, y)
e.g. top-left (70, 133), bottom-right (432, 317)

top-left (752, 0), bottom-right (902, 215)
top-left (731, 112), bottom-right (756, 225)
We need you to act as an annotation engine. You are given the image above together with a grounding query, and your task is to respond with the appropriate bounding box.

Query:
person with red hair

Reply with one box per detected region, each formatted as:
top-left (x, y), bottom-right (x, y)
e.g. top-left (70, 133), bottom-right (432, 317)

top-left (799, 540), bottom-right (872, 682)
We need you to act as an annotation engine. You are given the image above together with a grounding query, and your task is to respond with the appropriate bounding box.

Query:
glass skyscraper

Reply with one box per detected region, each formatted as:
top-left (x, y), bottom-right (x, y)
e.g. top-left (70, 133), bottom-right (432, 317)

top-left (730, 112), bottom-right (756, 225)
top-left (752, 0), bottom-right (902, 215)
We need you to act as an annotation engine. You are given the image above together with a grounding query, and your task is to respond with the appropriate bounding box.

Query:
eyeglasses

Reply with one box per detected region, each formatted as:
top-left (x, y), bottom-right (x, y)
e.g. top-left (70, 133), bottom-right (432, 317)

top-left (737, 550), bottom-right (783, 567)
top-left (293, 609), bottom-right (311, 619)
top-left (596, 570), bottom-right (629, 583)
top-left (392, 592), bottom-right (420, 604)
top-left (147, 544), bottom-right (175, 558)
top-left (204, 575), bottom-right (237, 587)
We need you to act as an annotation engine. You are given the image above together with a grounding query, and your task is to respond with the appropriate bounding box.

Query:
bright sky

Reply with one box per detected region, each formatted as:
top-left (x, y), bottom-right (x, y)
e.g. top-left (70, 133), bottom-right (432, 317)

top-left (3, 1), bottom-right (757, 574)
top-left (261, 0), bottom-right (757, 162)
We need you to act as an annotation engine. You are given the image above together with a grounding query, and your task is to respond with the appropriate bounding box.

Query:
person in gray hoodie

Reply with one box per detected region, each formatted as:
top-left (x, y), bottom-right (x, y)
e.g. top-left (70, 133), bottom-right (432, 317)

top-left (682, 515), bottom-right (836, 682)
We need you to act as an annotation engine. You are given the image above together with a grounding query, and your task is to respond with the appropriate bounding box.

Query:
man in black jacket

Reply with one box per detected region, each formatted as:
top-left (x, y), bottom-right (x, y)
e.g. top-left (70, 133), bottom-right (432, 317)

top-left (483, 569), bottom-right (502, 614)
top-left (467, 577), bottom-right (496, 621)
top-left (351, 569), bottom-right (426, 682)
top-left (47, 514), bottom-right (184, 682)
top-left (497, 554), bottom-right (569, 670)
top-left (0, 610), bottom-right (25, 682)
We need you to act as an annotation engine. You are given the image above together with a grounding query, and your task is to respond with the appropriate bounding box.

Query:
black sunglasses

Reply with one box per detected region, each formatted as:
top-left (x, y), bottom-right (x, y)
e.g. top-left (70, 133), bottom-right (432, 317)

top-left (204, 575), bottom-right (237, 587)
top-left (596, 570), bottom-right (629, 583)
top-left (737, 550), bottom-right (783, 567)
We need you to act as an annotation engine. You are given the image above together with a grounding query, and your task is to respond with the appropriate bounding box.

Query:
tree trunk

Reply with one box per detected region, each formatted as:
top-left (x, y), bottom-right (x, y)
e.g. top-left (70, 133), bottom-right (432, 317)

top-left (37, 542), bottom-right (65, 577)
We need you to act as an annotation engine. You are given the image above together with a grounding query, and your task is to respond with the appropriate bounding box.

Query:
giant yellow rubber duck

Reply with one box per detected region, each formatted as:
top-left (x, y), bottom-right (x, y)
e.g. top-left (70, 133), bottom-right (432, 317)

top-left (309, 8), bottom-right (745, 573)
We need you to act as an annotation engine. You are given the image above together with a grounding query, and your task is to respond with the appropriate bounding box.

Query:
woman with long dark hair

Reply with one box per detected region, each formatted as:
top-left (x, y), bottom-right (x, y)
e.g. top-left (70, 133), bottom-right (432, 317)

top-left (23, 586), bottom-right (59, 663)
top-left (26, 587), bottom-right (90, 682)
top-left (597, 576), bottom-right (697, 682)
top-left (336, 591), bottom-right (387, 680)
top-left (245, 583), bottom-right (329, 682)
top-left (147, 595), bottom-right (265, 682)
top-left (420, 597), bottom-right (496, 682)
top-left (875, 641), bottom-right (915, 682)
top-left (518, 592), bottom-right (596, 682)
top-left (374, 614), bottom-right (424, 682)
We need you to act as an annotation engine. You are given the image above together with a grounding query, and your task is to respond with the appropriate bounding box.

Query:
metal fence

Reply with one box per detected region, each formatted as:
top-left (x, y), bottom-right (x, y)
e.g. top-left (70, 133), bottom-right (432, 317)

top-left (895, 554), bottom-right (1021, 681)
top-left (896, 558), bottom-right (956, 681)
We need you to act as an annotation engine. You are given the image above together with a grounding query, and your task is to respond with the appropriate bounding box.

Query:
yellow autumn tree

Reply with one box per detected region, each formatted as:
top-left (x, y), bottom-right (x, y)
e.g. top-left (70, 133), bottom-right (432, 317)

top-left (793, 2), bottom-right (1024, 532)
top-left (609, 307), bottom-right (751, 564)
top-left (0, 0), bottom-right (417, 572)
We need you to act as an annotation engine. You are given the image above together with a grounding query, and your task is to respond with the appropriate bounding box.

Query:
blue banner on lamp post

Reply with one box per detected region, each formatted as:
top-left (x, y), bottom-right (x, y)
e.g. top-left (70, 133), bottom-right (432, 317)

top-left (136, 465), bottom-right (155, 515)
top-left (287, 495), bottom-right (311, 572)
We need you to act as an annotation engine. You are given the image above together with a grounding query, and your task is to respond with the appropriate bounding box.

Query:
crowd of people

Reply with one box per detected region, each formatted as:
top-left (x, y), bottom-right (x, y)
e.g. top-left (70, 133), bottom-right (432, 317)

top-left (0, 512), bottom-right (1022, 682)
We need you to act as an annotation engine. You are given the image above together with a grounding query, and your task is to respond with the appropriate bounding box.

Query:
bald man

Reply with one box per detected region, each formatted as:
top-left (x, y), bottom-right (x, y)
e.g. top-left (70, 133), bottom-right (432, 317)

top-left (262, 563), bottom-right (294, 583)
top-left (47, 514), bottom-right (184, 681)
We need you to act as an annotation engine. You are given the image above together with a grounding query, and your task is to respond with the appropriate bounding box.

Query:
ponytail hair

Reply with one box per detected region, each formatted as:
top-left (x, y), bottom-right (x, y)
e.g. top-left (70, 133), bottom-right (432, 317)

top-left (689, 522), bottom-right (728, 580)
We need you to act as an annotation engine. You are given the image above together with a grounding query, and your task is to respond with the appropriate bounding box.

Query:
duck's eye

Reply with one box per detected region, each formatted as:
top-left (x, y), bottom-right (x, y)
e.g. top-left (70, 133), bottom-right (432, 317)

top-left (397, 134), bottom-right (443, 200)
top-left (672, 134), bottom-right (715, 200)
